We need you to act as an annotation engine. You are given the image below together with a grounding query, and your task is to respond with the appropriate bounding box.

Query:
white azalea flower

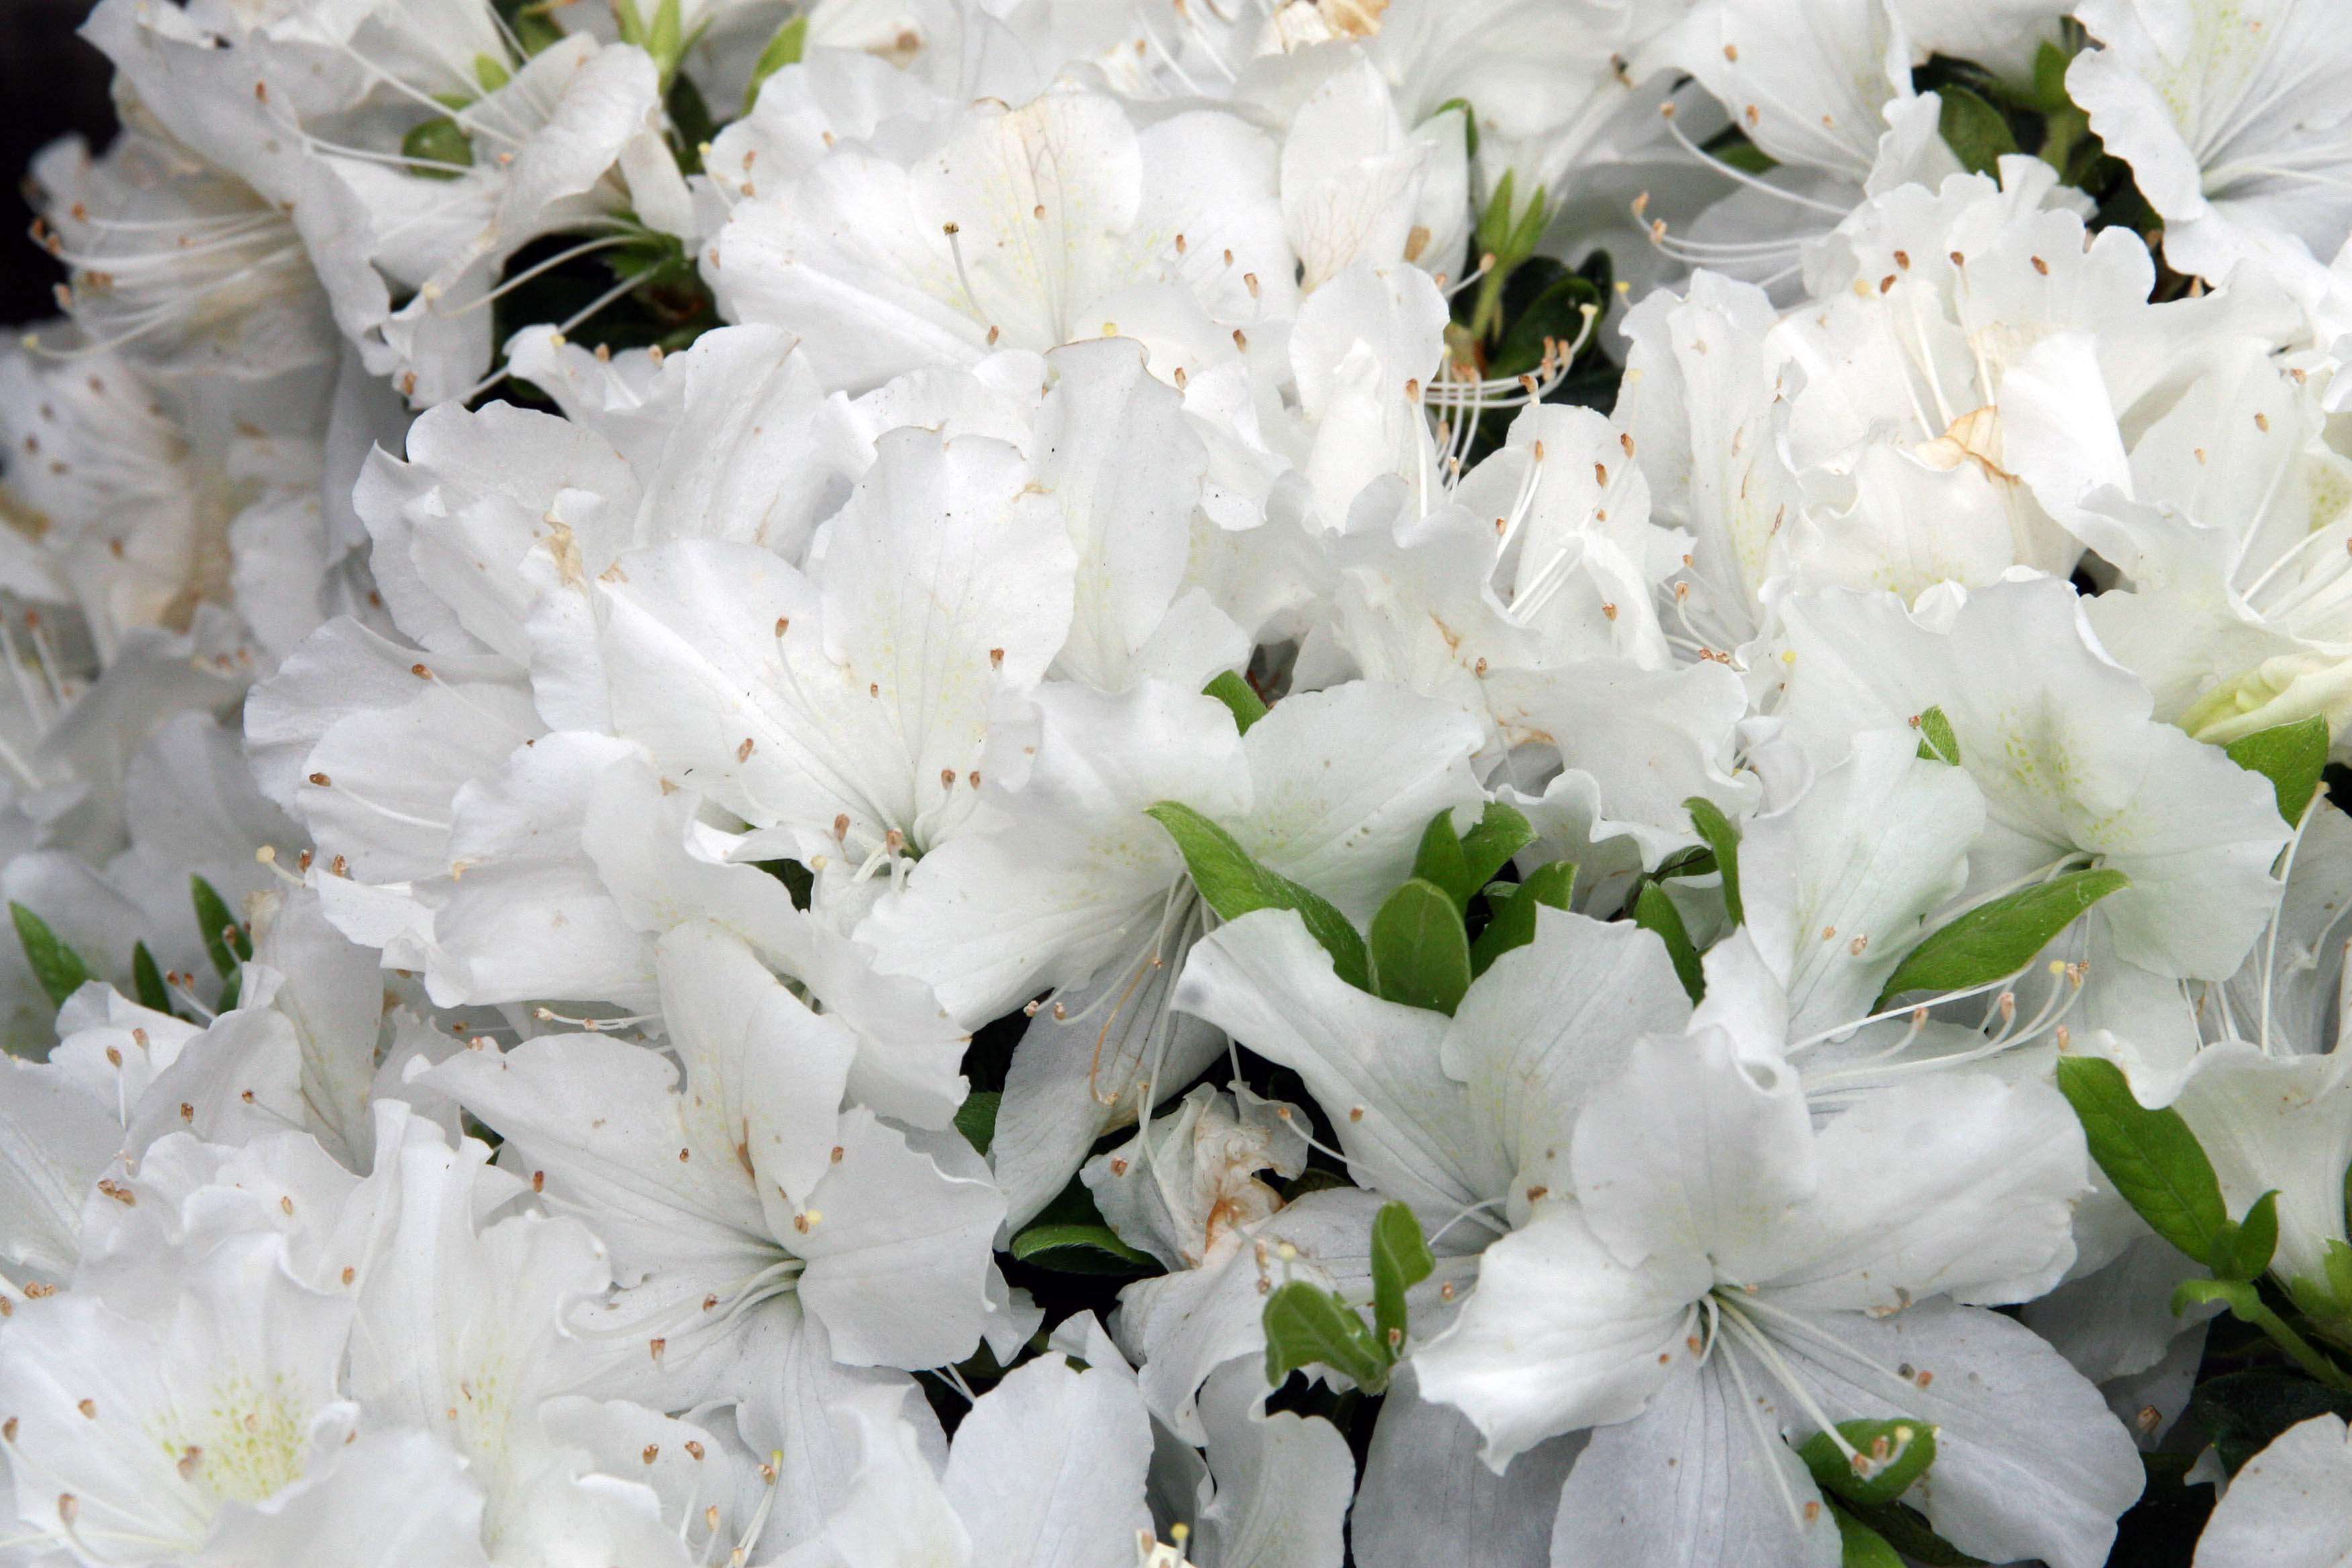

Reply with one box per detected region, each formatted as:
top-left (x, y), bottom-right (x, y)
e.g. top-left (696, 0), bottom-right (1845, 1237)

top-left (2070, 0), bottom-right (2352, 301)
top-left (1771, 578), bottom-right (2291, 980)
top-left (1411, 1025), bottom-right (2137, 1568)
top-left (863, 677), bottom-right (1480, 1225)
top-left (2192, 1413), bottom-right (2352, 1568)
top-left (712, 85), bottom-right (1293, 391)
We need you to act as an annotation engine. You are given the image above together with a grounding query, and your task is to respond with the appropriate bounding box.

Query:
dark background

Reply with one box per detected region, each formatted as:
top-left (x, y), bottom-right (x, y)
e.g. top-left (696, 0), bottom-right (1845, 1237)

top-left (3, 0), bottom-right (119, 324)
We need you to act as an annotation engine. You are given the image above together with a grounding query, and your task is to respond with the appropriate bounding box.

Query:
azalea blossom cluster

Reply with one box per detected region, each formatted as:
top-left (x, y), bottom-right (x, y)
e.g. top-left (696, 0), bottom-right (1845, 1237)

top-left (12, 0), bottom-right (2352, 1563)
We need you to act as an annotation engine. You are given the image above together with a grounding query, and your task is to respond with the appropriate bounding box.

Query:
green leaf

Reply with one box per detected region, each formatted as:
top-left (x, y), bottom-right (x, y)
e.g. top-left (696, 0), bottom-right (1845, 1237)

top-left (1412, 810), bottom-right (1472, 908)
top-left (1203, 671), bottom-right (1267, 735)
top-left (1634, 882), bottom-right (1704, 1002)
top-left (1008, 1222), bottom-right (1157, 1275)
top-left (191, 876), bottom-right (250, 977)
top-left (1800, 1418), bottom-right (1939, 1506)
top-left (1456, 803), bottom-right (1535, 896)
top-left (1146, 802), bottom-right (1369, 989)
top-left (1470, 859), bottom-right (1576, 975)
top-left (1830, 1505), bottom-right (1905, 1568)
top-left (954, 1089), bottom-right (999, 1157)
top-left (216, 970), bottom-right (242, 1014)
top-left (1914, 705), bottom-right (1961, 766)
top-left (2217, 1190), bottom-right (2282, 1283)
top-left (2057, 1056), bottom-right (2231, 1267)
top-left (1487, 268), bottom-right (1600, 381)
top-left (1683, 796), bottom-right (1744, 927)
top-left (610, 0), bottom-right (647, 46)
top-left (512, 3), bottom-right (565, 54)
top-left (666, 70), bottom-right (714, 171)
top-left (1369, 1201), bottom-right (1434, 1355)
top-left (131, 941), bottom-right (171, 1015)
top-left (2191, 1369), bottom-right (2352, 1474)
top-left (401, 116), bottom-right (474, 179)
top-left (2226, 715), bottom-right (2329, 826)
top-left (744, 15), bottom-right (808, 109)
top-left (1939, 85), bottom-right (2018, 176)
top-left (10, 904), bottom-right (91, 1008)
top-left (474, 52), bottom-right (511, 93)
top-left (1263, 1281), bottom-right (1390, 1391)
top-left (1874, 869), bottom-right (2128, 1006)
top-left (1834, 1500), bottom-right (1986, 1567)
top-left (2031, 40), bottom-right (2073, 111)
top-left (1369, 878), bottom-right (1472, 1014)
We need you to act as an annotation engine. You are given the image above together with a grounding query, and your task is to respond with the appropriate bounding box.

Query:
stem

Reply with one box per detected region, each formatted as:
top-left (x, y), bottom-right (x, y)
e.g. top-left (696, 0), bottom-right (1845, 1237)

top-left (2239, 1294), bottom-right (2352, 1393)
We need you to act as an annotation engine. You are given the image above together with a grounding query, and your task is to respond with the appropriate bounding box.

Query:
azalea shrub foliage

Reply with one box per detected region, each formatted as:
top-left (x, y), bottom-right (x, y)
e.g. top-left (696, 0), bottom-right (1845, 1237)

top-left (21, 1), bottom-right (2352, 1566)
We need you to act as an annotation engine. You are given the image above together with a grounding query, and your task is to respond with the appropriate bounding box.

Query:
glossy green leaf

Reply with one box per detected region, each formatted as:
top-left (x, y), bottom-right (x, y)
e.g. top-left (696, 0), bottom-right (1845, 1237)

top-left (1939, 85), bottom-right (2018, 175)
top-left (1008, 1222), bottom-right (1157, 1275)
top-left (2217, 1190), bottom-right (2282, 1284)
top-left (2192, 1369), bottom-right (2352, 1475)
top-left (1834, 1502), bottom-right (1984, 1566)
top-left (2031, 40), bottom-right (2072, 111)
top-left (10, 903), bottom-right (91, 1008)
top-left (1683, 796), bottom-right (1743, 926)
top-left (1831, 1505), bottom-right (1905, 1568)
top-left (1800, 1418), bottom-right (1939, 1506)
top-left (1369, 1201), bottom-right (1434, 1355)
top-left (191, 875), bottom-right (250, 977)
top-left (1146, 802), bottom-right (1369, 989)
top-left (131, 941), bottom-right (171, 1016)
top-left (1874, 869), bottom-right (2127, 1006)
top-left (954, 1089), bottom-right (999, 1157)
top-left (1914, 705), bottom-right (1961, 766)
top-left (1263, 1281), bottom-right (1389, 1391)
top-left (1469, 859), bottom-right (1576, 975)
top-left (1456, 803), bottom-right (1535, 896)
top-left (1487, 268), bottom-right (1600, 380)
top-left (1412, 810), bottom-right (1471, 908)
top-left (1203, 671), bottom-right (1267, 734)
top-left (2225, 715), bottom-right (2329, 826)
top-left (2057, 1056), bottom-right (2231, 1268)
top-left (1634, 882), bottom-right (1704, 1002)
top-left (1369, 878), bottom-right (1472, 1014)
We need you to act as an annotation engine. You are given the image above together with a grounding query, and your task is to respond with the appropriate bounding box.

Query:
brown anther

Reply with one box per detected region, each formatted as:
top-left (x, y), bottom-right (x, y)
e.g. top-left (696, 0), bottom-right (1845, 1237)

top-left (77, 1400), bottom-right (95, 1419)
top-left (411, 663), bottom-right (432, 679)
top-left (532, 1170), bottom-right (545, 1193)
top-left (307, 771), bottom-right (331, 787)
top-left (643, 1444), bottom-right (659, 1464)
top-left (989, 647), bottom-right (1006, 667)
top-left (2030, 255), bottom-right (2049, 275)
